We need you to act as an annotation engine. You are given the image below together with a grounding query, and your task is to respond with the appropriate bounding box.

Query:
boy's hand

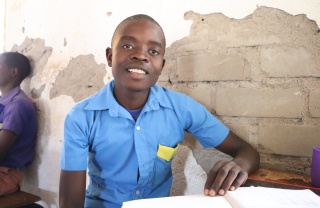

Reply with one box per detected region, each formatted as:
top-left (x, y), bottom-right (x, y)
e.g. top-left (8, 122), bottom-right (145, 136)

top-left (204, 160), bottom-right (248, 196)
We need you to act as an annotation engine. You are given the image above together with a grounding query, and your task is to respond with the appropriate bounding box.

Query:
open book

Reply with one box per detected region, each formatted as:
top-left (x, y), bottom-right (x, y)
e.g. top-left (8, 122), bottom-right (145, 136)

top-left (122, 187), bottom-right (320, 208)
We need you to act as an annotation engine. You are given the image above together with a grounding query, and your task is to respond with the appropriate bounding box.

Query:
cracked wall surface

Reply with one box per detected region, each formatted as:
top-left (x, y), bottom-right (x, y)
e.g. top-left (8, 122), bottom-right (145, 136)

top-left (11, 37), bottom-right (52, 97)
top-left (4, 1), bottom-right (320, 207)
top-left (162, 7), bottom-right (320, 179)
top-left (50, 54), bottom-right (106, 102)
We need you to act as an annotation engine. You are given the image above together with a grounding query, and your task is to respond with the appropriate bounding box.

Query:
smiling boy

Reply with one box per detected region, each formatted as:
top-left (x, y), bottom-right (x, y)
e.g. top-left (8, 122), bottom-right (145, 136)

top-left (59, 14), bottom-right (260, 208)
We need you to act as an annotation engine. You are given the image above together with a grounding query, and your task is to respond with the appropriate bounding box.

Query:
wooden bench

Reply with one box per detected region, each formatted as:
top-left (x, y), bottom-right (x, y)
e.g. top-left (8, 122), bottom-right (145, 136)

top-left (245, 167), bottom-right (320, 196)
top-left (248, 167), bottom-right (312, 185)
top-left (0, 190), bottom-right (42, 208)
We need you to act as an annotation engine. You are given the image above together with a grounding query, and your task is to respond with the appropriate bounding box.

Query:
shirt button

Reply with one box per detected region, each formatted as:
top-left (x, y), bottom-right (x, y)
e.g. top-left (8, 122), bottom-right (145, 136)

top-left (136, 126), bottom-right (141, 130)
top-left (136, 190), bottom-right (140, 195)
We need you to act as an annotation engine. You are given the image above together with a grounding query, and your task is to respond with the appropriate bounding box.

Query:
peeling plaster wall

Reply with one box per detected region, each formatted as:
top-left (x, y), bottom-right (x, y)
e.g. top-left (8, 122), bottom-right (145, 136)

top-left (3, 1), bottom-right (320, 207)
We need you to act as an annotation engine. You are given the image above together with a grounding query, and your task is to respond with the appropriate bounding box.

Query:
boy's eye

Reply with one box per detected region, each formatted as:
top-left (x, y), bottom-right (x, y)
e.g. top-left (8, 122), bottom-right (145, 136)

top-left (123, 44), bottom-right (134, 49)
top-left (149, 50), bottom-right (159, 55)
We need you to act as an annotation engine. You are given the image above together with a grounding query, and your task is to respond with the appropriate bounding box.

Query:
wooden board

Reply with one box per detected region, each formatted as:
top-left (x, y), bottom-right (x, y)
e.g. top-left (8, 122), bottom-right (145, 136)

top-left (248, 167), bottom-right (312, 186)
top-left (0, 191), bottom-right (41, 208)
top-left (245, 168), bottom-right (320, 195)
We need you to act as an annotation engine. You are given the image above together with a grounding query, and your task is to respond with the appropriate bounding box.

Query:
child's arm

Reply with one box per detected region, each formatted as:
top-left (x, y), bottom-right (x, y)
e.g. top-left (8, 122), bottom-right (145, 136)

top-left (59, 170), bottom-right (87, 208)
top-left (0, 130), bottom-right (17, 161)
top-left (204, 131), bottom-right (260, 196)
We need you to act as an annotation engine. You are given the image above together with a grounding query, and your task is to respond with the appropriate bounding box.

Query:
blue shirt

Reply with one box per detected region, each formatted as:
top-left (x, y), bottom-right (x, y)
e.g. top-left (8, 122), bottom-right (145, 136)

top-left (0, 86), bottom-right (37, 167)
top-left (60, 80), bottom-right (229, 208)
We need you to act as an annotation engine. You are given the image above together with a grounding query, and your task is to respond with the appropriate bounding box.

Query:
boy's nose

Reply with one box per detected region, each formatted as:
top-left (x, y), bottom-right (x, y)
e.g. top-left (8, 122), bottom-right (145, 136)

top-left (131, 49), bottom-right (148, 62)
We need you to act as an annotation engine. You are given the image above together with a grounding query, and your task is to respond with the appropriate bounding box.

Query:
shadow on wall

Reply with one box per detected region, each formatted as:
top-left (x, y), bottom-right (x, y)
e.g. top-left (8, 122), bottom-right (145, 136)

top-left (171, 142), bottom-right (208, 196)
top-left (12, 38), bottom-right (54, 207)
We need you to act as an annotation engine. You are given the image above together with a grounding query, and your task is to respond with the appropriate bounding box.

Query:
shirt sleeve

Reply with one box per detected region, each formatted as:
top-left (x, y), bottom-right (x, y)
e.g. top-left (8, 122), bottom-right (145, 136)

top-left (2, 99), bottom-right (33, 135)
top-left (179, 95), bottom-right (230, 148)
top-left (60, 107), bottom-right (89, 171)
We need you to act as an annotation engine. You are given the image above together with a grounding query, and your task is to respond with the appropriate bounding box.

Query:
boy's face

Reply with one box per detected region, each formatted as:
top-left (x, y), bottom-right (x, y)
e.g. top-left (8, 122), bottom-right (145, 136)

top-left (107, 19), bottom-right (165, 94)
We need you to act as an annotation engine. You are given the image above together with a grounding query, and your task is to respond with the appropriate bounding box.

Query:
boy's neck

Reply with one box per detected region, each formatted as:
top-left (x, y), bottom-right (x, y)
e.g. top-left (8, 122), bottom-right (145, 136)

top-left (0, 83), bottom-right (20, 96)
top-left (113, 89), bottom-right (149, 110)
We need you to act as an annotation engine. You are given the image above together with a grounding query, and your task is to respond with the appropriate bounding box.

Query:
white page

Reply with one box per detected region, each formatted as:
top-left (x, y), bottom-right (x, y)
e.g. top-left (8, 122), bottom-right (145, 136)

top-left (225, 187), bottom-right (320, 208)
top-left (122, 194), bottom-right (233, 208)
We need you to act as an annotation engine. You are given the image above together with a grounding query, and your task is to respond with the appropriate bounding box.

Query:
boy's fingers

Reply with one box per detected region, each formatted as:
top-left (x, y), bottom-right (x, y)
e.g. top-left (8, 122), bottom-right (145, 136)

top-left (217, 166), bottom-right (240, 195)
top-left (219, 168), bottom-right (248, 195)
top-left (205, 161), bottom-right (232, 196)
top-left (230, 170), bottom-right (248, 190)
top-left (204, 161), bottom-right (248, 196)
top-left (204, 161), bottom-right (225, 195)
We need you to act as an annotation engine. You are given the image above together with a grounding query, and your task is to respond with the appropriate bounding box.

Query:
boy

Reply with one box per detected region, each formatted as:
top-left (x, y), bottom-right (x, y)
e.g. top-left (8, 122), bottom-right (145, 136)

top-left (59, 14), bottom-right (260, 208)
top-left (0, 52), bottom-right (37, 196)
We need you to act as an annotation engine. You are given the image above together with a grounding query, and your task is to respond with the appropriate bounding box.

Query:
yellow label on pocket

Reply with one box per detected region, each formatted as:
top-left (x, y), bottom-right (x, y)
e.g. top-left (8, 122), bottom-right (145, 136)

top-left (156, 144), bottom-right (179, 161)
top-left (0, 123), bottom-right (2, 129)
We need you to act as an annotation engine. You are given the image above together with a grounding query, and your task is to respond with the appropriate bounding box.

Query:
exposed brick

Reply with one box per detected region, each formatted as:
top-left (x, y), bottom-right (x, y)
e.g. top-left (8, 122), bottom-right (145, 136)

top-left (223, 35), bottom-right (281, 47)
top-left (158, 60), bottom-right (173, 82)
top-left (177, 41), bottom-right (209, 52)
top-left (260, 47), bottom-right (319, 77)
top-left (216, 88), bottom-right (303, 118)
top-left (227, 124), bottom-right (250, 142)
top-left (258, 125), bottom-right (320, 157)
top-left (309, 89), bottom-right (320, 118)
top-left (177, 87), bottom-right (211, 110)
top-left (177, 54), bottom-right (249, 81)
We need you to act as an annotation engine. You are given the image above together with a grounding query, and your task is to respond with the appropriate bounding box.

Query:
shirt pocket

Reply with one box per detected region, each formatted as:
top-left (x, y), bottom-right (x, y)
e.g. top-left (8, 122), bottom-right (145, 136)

top-left (156, 144), bottom-right (179, 161)
top-left (152, 144), bottom-right (179, 187)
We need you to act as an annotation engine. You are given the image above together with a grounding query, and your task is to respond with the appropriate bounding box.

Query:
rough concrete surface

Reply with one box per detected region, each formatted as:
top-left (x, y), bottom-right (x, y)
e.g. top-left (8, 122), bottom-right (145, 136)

top-left (159, 6), bottom-right (320, 179)
top-left (50, 54), bottom-right (106, 102)
top-left (11, 37), bottom-right (52, 98)
top-left (171, 145), bottom-right (207, 196)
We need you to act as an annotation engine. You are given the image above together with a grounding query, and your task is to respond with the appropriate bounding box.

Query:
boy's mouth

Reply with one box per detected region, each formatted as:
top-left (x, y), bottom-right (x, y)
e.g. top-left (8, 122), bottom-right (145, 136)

top-left (127, 69), bottom-right (147, 75)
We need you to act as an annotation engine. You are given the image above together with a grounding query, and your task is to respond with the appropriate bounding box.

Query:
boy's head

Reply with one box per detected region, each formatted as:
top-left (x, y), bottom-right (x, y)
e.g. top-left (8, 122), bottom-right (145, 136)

top-left (107, 14), bottom-right (166, 94)
top-left (0, 52), bottom-right (31, 84)
top-left (111, 14), bottom-right (166, 48)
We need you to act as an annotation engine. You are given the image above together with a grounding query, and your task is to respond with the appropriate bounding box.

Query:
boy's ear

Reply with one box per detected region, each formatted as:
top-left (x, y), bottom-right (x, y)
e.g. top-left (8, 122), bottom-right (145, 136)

top-left (11, 67), bottom-right (19, 78)
top-left (161, 58), bottom-right (166, 71)
top-left (158, 58), bottom-right (165, 75)
top-left (106, 48), bottom-right (112, 67)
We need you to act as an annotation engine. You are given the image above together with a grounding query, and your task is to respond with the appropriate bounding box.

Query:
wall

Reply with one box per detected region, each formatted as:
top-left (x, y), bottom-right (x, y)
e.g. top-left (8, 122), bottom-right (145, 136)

top-left (3, 0), bottom-right (320, 207)
top-left (0, 2), bottom-right (4, 51)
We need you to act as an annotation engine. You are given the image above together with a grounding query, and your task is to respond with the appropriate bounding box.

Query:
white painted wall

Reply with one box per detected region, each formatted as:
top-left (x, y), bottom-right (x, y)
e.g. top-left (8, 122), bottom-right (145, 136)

top-left (3, 1), bottom-right (320, 207)
top-left (0, 1), bottom-right (4, 52)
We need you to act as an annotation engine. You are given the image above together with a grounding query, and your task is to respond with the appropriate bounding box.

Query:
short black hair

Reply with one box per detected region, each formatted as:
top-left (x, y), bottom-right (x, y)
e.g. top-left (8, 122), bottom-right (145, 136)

top-left (111, 14), bottom-right (166, 48)
top-left (1, 52), bottom-right (31, 81)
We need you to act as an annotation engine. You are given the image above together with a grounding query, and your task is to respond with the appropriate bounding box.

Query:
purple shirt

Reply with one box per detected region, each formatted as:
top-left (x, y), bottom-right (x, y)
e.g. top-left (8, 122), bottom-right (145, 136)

top-left (0, 87), bottom-right (37, 167)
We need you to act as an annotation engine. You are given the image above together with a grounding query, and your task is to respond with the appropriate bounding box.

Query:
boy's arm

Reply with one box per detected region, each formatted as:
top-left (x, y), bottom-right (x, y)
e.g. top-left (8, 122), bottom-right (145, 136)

top-left (204, 131), bottom-right (260, 196)
top-left (59, 170), bottom-right (87, 208)
top-left (0, 130), bottom-right (17, 161)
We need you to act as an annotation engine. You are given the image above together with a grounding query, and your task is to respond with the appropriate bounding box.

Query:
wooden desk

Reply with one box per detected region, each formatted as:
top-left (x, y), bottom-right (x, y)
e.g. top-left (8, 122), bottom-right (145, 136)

top-left (0, 190), bottom-right (41, 208)
top-left (249, 168), bottom-right (312, 186)
top-left (245, 168), bottom-right (320, 195)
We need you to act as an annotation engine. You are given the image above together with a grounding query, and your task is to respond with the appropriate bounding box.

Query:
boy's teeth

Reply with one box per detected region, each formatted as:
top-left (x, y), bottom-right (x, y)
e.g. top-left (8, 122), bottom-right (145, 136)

top-left (128, 69), bottom-right (146, 74)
